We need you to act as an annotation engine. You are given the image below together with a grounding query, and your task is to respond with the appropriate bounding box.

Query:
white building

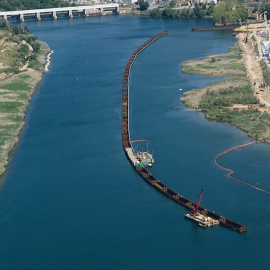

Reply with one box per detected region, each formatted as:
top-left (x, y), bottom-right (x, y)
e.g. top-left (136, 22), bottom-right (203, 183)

top-left (145, 0), bottom-right (156, 5)
top-left (193, 0), bottom-right (217, 4)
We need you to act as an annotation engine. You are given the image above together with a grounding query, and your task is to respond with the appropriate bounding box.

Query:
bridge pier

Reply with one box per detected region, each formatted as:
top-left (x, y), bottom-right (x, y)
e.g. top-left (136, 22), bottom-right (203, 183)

top-left (36, 12), bottom-right (41, 20)
top-left (3, 15), bottom-right (7, 20)
top-left (100, 8), bottom-right (104, 15)
top-left (52, 11), bottom-right (57, 20)
top-left (69, 10), bottom-right (73, 18)
top-left (83, 9), bottom-right (89, 17)
top-left (20, 13), bottom-right (24, 22)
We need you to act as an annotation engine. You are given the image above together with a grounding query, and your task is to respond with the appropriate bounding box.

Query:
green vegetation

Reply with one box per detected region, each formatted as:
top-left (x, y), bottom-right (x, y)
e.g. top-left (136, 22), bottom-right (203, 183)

top-left (181, 43), bottom-right (270, 143)
top-left (0, 0), bottom-right (70, 11)
top-left (260, 60), bottom-right (270, 87)
top-left (212, 1), bottom-right (248, 25)
top-left (0, 102), bottom-right (22, 113)
top-left (249, 3), bottom-right (270, 20)
top-left (263, 4), bottom-right (270, 20)
top-left (182, 43), bottom-right (245, 76)
top-left (0, 19), bottom-right (49, 177)
top-left (251, 35), bottom-right (259, 56)
top-left (1, 79), bottom-right (30, 91)
top-left (169, 1), bottom-right (176, 9)
top-left (150, 7), bottom-right (195, 18)
top-left (139, 0), bottom-right (149, 11)
top-left (150, 2), bottom-right (215, 19)
top-left (0, 20), bottom-right (42, 74)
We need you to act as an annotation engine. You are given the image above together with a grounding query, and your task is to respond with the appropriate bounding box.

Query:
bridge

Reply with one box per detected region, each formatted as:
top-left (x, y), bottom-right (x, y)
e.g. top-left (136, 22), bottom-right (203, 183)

top-left (0, 4), bottom-right (119, 21)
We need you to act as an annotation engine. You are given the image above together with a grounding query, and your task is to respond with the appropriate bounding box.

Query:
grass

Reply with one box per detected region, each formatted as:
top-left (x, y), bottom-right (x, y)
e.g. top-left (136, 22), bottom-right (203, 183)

top-left (181, 41), bottom-right (270, 143)
top-left (1, 80), bottom-right (30, 91)
top-left (29, 57), bottom-right (42, 70)
top-left (0, 27), bottom-right (50, 177)
top-left (260, 60), bottom-right (270, 86)
top-left (4, 115), bottom-right (23, 122)
top-left (0, 102), bottom-right (23, 113)
top-left (182, 43), bottom-right (246, 77)
top-left (19, 75), bottom-right (31, 79)
top-left (17, 93), bottom-right (28, 100)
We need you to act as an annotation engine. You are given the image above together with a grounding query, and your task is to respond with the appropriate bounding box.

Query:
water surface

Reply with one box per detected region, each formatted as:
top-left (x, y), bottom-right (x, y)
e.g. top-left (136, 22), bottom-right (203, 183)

top-left (0, 15), bottom-right (269, 269)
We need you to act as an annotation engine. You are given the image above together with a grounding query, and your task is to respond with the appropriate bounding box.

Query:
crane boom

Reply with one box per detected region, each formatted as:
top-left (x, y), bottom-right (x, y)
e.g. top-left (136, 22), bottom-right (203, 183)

top-left (191, 188), bottom-right (204, 216)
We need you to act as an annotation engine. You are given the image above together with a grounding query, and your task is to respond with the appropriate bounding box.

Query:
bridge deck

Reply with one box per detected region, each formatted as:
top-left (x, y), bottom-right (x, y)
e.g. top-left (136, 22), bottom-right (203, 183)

top-left (0, 4), bottom-right (119, 16)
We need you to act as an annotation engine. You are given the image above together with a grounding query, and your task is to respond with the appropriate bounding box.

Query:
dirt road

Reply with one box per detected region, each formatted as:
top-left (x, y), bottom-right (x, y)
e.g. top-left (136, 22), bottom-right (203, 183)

top-left (238, 29), bottom-right (270, 108)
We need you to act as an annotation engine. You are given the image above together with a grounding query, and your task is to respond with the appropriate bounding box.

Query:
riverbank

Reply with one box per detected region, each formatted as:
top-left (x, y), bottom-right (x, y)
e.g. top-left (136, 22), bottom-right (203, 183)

top-left (181, 38), bottom-right (270, 143)
top-left (0, 27), bottom-right (50, 181)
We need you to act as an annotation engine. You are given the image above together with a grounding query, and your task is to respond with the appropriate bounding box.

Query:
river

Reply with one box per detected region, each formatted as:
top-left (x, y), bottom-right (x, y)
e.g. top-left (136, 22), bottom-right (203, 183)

top-left (0, 15), bottom-right (270, 269)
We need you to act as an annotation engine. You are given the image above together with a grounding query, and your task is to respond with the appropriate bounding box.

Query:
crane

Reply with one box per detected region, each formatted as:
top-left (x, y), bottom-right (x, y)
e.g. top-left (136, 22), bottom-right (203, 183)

top-left (191, 188), bottom-right (204, 216)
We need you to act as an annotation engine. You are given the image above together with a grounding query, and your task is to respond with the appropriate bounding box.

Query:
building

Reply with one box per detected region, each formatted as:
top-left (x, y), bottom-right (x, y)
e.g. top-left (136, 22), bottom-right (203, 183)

top-left (145, 0), bottom-right (156, 5)
top-left (192, 0), bottom-right (217, 4)
top-left (174, 0), bottom-right (190, 5)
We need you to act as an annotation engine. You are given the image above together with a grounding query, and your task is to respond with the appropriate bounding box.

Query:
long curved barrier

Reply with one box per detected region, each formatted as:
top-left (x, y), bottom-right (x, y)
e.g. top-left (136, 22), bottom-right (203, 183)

top-left (121, 31), bottom-right (247, 233)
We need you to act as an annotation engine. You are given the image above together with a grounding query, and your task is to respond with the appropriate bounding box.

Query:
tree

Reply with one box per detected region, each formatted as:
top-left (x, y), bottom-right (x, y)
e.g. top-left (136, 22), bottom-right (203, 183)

top-left (212, 1), bottom-right (247, 25)
top-left (206, 2), bottom-right (215, 16)
top-left (261, 4), bottom-right (270, 19)
top-left (23, 24), bottom-right (30, 34)
top-left (235, 3), bottom-right (248, 23)
top-left (162, 7), bottom-right (176, 17)
top-left (194, 2), bottom-right (204, 18)
top-left (0, 19), bottom-right (9, 30)
top-left (31, 41), bottom-right (40, 53)
top-left (139, 0), bottom-right (149, 11)
top-left (150, 8), bottom-right (162, 17)
top-left (11, 25), bottom-right (22, 35)
top-left (169, 1), bottom-right (176, 8)
top-left (0, 0), bottom-right (69, 11)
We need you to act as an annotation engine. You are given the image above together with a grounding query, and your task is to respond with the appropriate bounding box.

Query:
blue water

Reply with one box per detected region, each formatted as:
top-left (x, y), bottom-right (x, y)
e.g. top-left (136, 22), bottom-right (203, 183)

top-left (0, 15), bottom-right (270, 269)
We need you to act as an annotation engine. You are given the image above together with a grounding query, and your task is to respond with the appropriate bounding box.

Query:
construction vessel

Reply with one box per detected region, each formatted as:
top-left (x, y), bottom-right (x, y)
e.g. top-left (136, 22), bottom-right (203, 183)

top-left (184, 189), bottom-right (219, 228)
top-left (136, 143), bottom-right (154, 167)
top-left (130, 140), bottom-right (154, 167)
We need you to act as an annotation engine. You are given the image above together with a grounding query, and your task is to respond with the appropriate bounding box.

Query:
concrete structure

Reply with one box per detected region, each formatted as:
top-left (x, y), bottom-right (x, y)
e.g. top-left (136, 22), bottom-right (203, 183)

top-left (193, 0), bottom-right (217, 3)
top-left (0, 4), bottom-right (119, 21)
top-left (145, 0), bottom-right (156, 5)
top-left (174, 0), bottom-right (190, 5)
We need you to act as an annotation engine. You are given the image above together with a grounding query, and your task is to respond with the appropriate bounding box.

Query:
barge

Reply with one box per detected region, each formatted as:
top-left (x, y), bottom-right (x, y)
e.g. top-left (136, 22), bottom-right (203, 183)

top-left (184, 188), bottom-right (219, 228)
top-left (185, 213), bottom-right (219, 228)
top-left (191, 25), bottom-right (237, 31)
top-left (121, 31), bottom-right (247, 233)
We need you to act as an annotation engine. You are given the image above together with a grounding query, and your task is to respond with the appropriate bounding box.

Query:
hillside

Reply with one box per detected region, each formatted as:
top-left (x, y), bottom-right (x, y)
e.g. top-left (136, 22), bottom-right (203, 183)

top-left (0, 0), bottom-right (70, 11)
top-left (0, 20), bottom-right (50, 179)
